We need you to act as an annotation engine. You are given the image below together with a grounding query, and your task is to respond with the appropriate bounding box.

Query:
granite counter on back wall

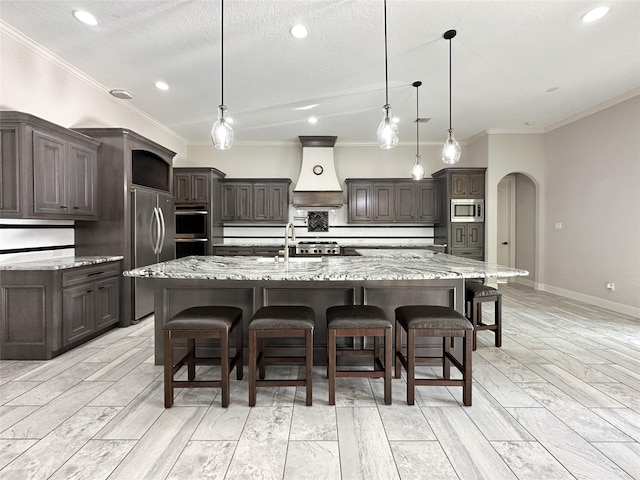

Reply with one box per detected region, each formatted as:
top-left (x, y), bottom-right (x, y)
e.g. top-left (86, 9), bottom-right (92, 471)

top-left (0, 255), bottom-right (124, 270)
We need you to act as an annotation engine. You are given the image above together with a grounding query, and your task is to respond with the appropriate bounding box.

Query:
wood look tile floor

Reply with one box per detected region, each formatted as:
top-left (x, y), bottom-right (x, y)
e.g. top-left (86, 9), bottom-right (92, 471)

top-left (1, 284), bottom-right (639, 480)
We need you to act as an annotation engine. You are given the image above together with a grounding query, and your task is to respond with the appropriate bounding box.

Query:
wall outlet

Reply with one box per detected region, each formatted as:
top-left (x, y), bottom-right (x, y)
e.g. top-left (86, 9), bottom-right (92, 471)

top-left (606, 282), bottom-right (615, 291)
top-left (554, 222), bottom-right (563, 230)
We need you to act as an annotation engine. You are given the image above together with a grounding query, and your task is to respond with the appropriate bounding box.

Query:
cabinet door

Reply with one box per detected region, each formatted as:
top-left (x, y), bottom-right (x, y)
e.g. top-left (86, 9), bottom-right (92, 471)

top-left (450, 224), bottom-right (468, 248)
top-left (348, 182), bottom-right (372, 222)
top-left (94, 277), bottom-right (119, 329)
top-left (33, 131), bottom-right (67, 214)
top-left (236, 183), bottom-right (253, 221)
top-left (417, 183), bottom-right (439, 223)
top-left (268, 183), bottom-right (287, 222)
top-left (451, 173), bottom-right (468, 198)
top-left (373, 184), bottom-right (394, 221)
top-left (467, 223), bottom-right (484, 247)
top-left (63, 284), bottom-right (95, 345)
top-left (395, 183), bottom-right (416, 222)
top-left (468, 174), bottom-right (485, 197)
top-left (190, 174), bottom-right (209, 204)
top-left (0, 125), bottom-right (21, 215)
top-left (67, 143), bottom-right (96, 217)
top-left (253, 183), bottom-right (269, 221)
top-left (174, 173), bottom-right (191, 203)
top-left (221, 184), bottom-right (236, 220)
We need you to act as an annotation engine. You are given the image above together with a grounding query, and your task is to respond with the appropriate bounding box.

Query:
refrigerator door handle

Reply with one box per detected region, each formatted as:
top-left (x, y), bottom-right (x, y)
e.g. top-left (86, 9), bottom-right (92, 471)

top-left (152, 206), bottom-right (161, 255)
top-left (157, 205), bottom-right (166, 255)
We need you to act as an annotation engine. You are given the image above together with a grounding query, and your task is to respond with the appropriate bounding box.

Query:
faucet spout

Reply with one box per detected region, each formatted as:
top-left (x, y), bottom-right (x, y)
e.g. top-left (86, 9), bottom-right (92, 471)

top-left (284, 222), bottom-right (296, 262)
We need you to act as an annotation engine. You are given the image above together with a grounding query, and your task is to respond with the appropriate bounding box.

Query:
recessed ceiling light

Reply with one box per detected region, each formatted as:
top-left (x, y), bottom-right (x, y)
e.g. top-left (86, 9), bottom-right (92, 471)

top-left (546, 86), bottom-right (559, 93)
top-left (293, 104), bottom-right (318, 111)
top-left (581, 6), bottom-right (610, 23)
top-left (524, 121), bottom-right (536, 126)
top-left (391, 116), bottom-right (400, 124)
top-left (109, 89), bottom-right (133, 100)
top-left (72, 9), bottom-right (98, 26)
top-left (226, 117), bottom-right (234, 125)
top-left (290, 24), bottom-right (309, 39)
top-left (154, 81), bottom-right (170, 91)
top-left (308, 116), bottom-right (318, 125)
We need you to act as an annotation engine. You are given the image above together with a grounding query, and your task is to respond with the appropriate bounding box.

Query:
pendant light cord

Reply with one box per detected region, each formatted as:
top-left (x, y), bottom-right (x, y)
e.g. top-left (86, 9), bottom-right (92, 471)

top-left (415, 83), bottom-right (419, 156)
top-left (383, 0), bottom-right (389, 107)
top-left (220, 0), bottom-right (224, 106)
top-left (448, 35), bottom-right (452, 130)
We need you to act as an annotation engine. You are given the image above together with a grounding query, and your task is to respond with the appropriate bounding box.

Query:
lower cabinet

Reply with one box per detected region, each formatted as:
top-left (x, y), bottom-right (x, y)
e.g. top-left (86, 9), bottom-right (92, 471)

top-left (0, 260), bottom-right (121, 359)
top-left (212, 246), bottom-right (280, 256)
top-left (449, 223), bottom-right (484, 260)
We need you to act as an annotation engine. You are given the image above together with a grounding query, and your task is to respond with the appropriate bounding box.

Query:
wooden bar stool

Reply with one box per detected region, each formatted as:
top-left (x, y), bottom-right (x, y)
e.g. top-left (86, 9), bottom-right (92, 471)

top-left (163, 305), bottom-right (243, 408)
top-left (466, 281), bottom-right (502, 350)
top-left (395, 305), bottom-right (472, 406)
top-left (327, 305), bottom-right (393, 405)
top-left (248, 305), bottom-right (315, 406)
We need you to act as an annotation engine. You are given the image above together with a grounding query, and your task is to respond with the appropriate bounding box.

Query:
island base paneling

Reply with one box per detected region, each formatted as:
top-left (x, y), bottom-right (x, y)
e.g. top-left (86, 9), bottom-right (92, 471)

top-left (152, 278), bottom-right (464, 366)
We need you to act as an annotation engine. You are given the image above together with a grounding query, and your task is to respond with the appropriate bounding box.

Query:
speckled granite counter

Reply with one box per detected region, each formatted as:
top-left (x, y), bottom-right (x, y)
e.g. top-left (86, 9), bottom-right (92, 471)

top-left (124, 252), bottom-right (527, 281)
top-left (124, 253), bottom-right (526, 365)
top-left (0, 256), bottom-right (124, 270)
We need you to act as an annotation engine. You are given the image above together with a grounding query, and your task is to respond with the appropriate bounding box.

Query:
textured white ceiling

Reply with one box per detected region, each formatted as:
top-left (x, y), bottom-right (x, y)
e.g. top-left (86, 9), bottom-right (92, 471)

top-left (1, 0), bottom-right (639, 145)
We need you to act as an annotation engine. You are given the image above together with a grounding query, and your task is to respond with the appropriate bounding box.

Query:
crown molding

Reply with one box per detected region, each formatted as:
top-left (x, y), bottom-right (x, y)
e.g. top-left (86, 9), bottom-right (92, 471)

top-left (545, 87), bottom-right (640, 133)
top-left (0, 21), bottom-right (188, 145)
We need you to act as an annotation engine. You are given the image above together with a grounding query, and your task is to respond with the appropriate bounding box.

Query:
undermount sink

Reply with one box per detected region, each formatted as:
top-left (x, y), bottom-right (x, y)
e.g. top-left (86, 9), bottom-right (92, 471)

top-left (256, 257), bottom-right (322, 263)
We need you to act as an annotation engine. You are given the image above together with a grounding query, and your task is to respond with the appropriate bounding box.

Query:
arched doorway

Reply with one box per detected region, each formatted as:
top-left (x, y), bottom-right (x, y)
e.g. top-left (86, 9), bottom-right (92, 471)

top-left (496, 172), bottom-right (537, 286)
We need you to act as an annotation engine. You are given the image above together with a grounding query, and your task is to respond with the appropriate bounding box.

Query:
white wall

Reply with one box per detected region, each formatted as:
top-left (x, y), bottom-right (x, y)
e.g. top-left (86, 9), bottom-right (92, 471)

top-left (515, 174), bottom-right (537, 283)
top-left (0, 24), bottom-right (188, 263)
top-left (542, 95), bottom-right (640, 315)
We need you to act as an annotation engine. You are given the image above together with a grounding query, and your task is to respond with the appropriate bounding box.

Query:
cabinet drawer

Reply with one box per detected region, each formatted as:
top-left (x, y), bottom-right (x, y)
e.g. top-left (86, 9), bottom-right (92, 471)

top-left (212, 247), bottom-right (254, 256)
top-left (62, 262), bottom-right (120, 287)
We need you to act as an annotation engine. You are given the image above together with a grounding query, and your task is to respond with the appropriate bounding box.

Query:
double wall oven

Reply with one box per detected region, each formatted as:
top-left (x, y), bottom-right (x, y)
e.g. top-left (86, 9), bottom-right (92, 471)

top-left (175, 205), bottom-right (209, 257)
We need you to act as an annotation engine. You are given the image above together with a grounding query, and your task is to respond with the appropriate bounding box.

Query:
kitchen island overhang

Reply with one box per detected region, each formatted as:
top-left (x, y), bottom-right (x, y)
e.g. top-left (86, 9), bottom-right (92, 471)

top-left (123, 252), bottom-right (528, 365)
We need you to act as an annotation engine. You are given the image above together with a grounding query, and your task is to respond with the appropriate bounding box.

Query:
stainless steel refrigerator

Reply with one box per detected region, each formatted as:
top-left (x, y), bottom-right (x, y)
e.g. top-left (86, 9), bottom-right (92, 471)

top-left (132, 188), bottom-right (175, 320)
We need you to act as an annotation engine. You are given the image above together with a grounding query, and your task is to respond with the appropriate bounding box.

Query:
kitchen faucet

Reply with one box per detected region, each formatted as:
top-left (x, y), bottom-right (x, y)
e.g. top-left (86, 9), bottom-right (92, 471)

top-left (283, 222), bottom-right (296, 262)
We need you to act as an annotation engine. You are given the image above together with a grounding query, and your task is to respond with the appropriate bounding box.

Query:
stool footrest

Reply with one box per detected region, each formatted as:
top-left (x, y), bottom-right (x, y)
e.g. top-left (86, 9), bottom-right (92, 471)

top-left (256, 379), bottom-right (307, 387)
top-left (173, 380), bottom-right (223, 388)
top-left (335, 370), bottom-right (386, 379)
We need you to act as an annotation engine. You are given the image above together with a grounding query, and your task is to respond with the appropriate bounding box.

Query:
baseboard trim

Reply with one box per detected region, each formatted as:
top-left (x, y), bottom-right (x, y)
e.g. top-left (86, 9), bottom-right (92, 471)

top-left (537, 283), bottom-right (639, 319)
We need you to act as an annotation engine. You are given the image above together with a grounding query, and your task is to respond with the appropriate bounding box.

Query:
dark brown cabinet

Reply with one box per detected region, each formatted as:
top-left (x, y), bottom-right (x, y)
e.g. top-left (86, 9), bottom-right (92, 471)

top-left (221, 179), bottom-right (290, 223)
top-left (73, 128), bottom-right (176, 326)
top-left (432, 168), bottom-right (486, 260)
top-left (0, 260), bottom-right (121, 360)
top-left (174, 170), bottom-right (210, 204)
top-left (1, 112), bottom-right (99, 220)
top-left (451, 172), bottom-right (485, 198)
top-left (174, 167), bottom-right (226, 258)
top-left (346, 179), bottom-right (440, 224)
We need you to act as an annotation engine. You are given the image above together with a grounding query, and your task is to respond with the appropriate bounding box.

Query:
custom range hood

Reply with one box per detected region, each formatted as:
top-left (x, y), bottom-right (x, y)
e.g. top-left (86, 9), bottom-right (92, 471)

top-left (293, 136), bottom-right (343, 208)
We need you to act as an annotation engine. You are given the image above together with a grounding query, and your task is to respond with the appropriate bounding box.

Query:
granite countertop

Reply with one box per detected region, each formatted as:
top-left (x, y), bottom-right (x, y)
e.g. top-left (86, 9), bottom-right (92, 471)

top-left (0, 256), bottom-right (124, 271)
top-left (124, 252), bottom-right (528, 282)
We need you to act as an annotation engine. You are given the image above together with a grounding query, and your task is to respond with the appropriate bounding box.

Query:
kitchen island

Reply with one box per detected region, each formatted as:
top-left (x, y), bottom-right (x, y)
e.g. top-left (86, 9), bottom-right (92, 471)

top-left (124, 251), bottom-right (527, 365)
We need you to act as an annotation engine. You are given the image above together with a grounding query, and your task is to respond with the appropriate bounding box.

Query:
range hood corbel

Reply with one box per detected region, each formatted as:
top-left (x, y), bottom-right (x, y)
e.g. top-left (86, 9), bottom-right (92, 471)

top-left (293, 136), bottom-right (344, 209)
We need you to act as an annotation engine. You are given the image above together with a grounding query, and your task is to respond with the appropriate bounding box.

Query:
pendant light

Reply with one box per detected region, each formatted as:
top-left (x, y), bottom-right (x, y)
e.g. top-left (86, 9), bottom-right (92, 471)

top-left (211, 0), bottom-right (233, 150)
top-left (441, 29), bottom-right (460, 164)
top-left (376, 0), bottom-right (398, 149)
top-left (411, 81), bottom-right (425, 180)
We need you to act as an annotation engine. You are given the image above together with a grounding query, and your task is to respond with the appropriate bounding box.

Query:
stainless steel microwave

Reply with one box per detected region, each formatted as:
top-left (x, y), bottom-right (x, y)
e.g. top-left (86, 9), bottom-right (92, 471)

top-left (451, 199), bottom-right (484, 222)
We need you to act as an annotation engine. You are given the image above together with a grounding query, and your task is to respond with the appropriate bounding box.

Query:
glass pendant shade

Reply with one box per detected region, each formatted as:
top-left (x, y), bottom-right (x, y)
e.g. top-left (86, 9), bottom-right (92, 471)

top-left (411, 154), bottom-right (425, 180)
top-left (377, 106), bottom-right (399, 149)
top-left (211, 105), bottom-right (233, 150)
top-left (442, 128), bottom-right (461, 164)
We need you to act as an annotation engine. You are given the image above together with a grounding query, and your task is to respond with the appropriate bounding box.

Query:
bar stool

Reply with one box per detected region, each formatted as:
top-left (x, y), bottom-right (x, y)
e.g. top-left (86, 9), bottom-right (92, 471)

top-left (395, 305), bottom-right (472, 406)
top-left (466, 281), bottom-right (502, 350)
top-left (248, 305), bottom-right (315, 406)
top-left (163, 305), bottom-right (243, 408)
top-left (327, 305), bottom-right (393, 405)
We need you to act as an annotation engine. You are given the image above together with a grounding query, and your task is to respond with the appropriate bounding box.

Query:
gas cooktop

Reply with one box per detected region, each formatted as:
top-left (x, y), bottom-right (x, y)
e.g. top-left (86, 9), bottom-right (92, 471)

top-left (295, 241), bottom-right (341, 255)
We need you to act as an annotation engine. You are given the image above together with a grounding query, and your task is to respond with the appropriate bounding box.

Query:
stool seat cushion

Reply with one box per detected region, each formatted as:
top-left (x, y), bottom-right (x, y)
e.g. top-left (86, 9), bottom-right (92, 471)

top-left (466, 282), bottom-right (502, 298)
top-left (249, 305), bottom-right (315, 330)
top-left (327, 305), bottom-right (391, 330)
top-left (396, 305), bottom-right (472, 331)
top-left (164, 306), bottom-right (242, 331)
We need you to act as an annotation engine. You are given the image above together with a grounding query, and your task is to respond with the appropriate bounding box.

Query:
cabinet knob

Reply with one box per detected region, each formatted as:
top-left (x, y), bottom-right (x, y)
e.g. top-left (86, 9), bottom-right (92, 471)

top-left (502, 241), bottom-right (508, 245)
top-left (60, 205), bottom-right (68, 209)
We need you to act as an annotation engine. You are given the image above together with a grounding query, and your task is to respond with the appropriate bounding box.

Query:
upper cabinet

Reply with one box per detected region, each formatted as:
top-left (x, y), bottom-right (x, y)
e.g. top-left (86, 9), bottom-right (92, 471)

top-left (450, 171), bottom-right (485, 198)
top-left (345, 179), bottom-right (440, 224)
top-left (175, 169), bottom-right (212, 204)
top-left (221, 179), bottom-right (291, 223)
top-left (1, 112), bottom-right (99, 220)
